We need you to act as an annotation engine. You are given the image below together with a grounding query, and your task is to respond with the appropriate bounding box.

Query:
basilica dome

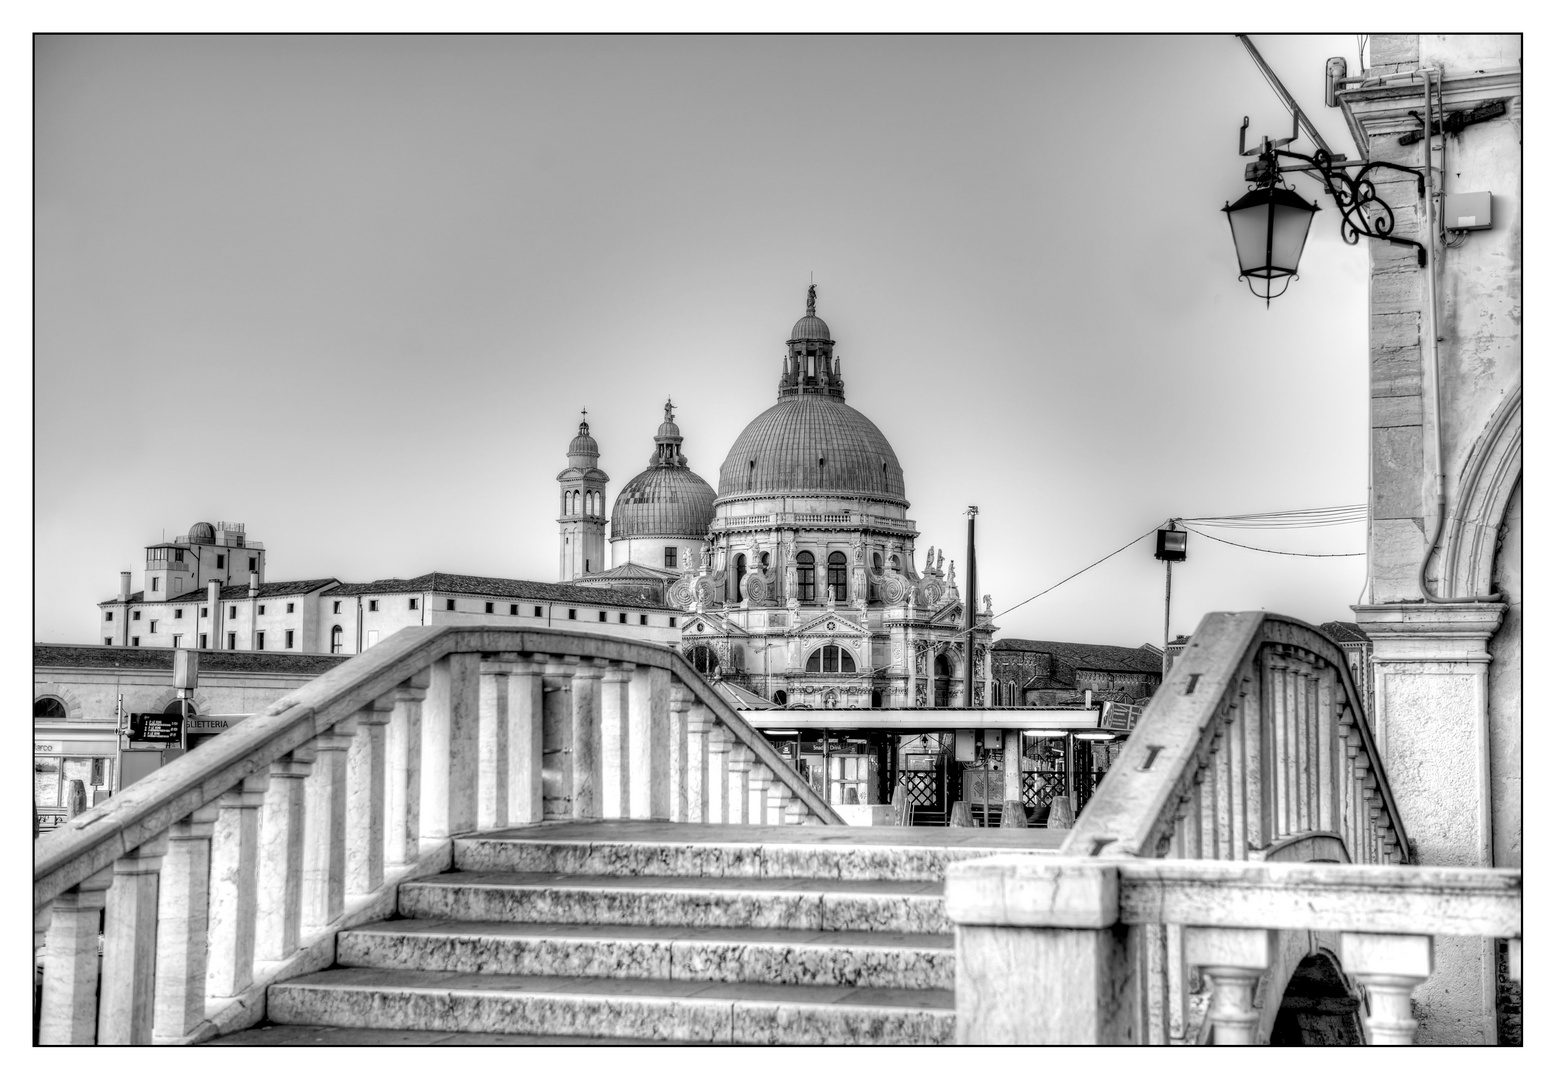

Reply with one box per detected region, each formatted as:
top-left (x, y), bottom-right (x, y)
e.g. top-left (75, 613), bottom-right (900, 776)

top-left (717, 395), bottom-right (905, 503)
top-left (717, 288), bottom-right (905, 505)
top-left (610, 401), bottom-right (716, 540)
top-left (612, 468), bottom-right (717, 539)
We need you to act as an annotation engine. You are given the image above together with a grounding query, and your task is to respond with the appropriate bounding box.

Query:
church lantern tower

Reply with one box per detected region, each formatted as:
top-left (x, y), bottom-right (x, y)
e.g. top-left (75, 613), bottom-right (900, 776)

top-left (557, 413), bottom-right (609, 581)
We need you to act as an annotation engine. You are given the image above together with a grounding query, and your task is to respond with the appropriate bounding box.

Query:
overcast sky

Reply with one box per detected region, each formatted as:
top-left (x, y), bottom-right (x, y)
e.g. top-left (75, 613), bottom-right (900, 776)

top-left (35, 33), bottom-right (1378, 649)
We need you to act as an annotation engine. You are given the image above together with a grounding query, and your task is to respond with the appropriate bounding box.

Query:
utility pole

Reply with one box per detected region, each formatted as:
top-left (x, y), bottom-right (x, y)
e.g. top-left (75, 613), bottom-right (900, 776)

top-left (1154, 521), bottom-right (1188, 682)
top-left (964, 506), bottom-right (978, 708)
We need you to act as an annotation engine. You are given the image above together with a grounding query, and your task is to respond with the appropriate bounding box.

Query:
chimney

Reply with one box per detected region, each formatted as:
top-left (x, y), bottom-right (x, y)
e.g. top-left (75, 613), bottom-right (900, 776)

top-left (208, 579), bottom-right (223, 649)
top-left (248, 576), bottom-right (260, 598)
top-left (118, 571), bottom-right (131, 602)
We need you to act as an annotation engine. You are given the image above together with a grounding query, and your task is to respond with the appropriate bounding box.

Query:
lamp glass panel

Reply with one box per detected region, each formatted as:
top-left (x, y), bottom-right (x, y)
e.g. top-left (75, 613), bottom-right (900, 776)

top-left (1269, 200), bottom-right (1316, 274)
top-left (1227, 201), bottom-right (1276, 277)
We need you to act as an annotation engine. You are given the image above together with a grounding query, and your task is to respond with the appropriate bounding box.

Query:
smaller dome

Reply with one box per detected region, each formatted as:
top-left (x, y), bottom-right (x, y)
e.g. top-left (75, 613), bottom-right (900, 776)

top-left (657, 418), bottom-right (681, 440)
top-left (188, 522), bottom-right (215, 543)
top-left (568, 421), bottom-right (599, 457)
top-left (789, 314), bottom-right (832, 342)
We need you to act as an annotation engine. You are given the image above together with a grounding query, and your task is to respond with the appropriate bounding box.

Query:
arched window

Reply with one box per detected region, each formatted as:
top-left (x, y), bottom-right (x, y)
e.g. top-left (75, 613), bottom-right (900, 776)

top-left (1006, 679), bottom-right (1017, 705)
top-left (34, 696), bottom-right (67, 719)
top-left (688, 645), bottom-right (718, 675)
top-left (163, 699), bottom-right (196, 716)
top-left (889, 554), bottom-right (901, 571)
top-left (991, 682), bottom-right (1001, 706)
top-left (773, 690), bottom-right (787, 706)
top-left (796, 551), bottom-right (815, 603)
top-left (805, 645), bottom-right (856, 673)
top-left (826, 552), bottom-right (847, 600)
top-left (732, 553), bottom-right (747, 602)
top-left (330, 625), bottom-right (344, 654)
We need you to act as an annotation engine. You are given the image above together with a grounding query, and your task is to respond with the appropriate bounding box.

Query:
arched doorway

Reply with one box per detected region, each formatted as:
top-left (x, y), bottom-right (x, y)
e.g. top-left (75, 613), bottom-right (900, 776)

top-left (933, 652), bottom-right (952, 707)
top-left (1269, 951), bottom-right (1364, 1046)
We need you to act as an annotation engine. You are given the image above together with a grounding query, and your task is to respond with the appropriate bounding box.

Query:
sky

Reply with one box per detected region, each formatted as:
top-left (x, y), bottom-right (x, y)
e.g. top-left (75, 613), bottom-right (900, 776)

top-left (35, 32), bottom-right (1380, 649)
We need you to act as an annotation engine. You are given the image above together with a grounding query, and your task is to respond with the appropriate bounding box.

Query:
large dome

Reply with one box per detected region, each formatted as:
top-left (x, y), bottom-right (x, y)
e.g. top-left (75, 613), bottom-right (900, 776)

top-left (717, 395), bottom-right (906, 503)
top-left (611, 467), bottom-right (716, 539)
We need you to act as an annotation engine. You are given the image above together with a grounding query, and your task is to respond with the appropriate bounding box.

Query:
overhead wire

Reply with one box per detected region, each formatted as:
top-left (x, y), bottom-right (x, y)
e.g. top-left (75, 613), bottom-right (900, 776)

top-left (1182, 525), bottom-right (1364, 558)
top-left (992, 525), bottom-right (1160, 622)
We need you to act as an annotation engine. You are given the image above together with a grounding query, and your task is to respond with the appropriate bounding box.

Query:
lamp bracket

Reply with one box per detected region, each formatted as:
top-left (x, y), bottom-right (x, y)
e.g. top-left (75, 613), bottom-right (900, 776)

top-left (1259, 142), bottom-right (1429, 268)
top-left (1239, 113), bottom-right (1300, 157)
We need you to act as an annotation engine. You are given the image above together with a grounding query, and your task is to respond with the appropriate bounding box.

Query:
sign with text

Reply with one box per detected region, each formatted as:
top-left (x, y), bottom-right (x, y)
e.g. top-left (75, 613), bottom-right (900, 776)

top-left (128, 713), bottom-right (183, 743)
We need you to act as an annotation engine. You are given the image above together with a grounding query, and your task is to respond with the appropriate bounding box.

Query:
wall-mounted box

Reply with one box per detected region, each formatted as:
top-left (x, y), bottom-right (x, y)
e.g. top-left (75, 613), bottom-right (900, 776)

top-left (1444, 191), bottom-right (1492, 231)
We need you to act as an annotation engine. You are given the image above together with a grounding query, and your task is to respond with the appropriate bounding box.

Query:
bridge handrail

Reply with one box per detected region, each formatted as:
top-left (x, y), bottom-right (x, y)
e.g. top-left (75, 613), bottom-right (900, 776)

top-left (34, 625), bottom-right (840, 1044)
top-left (945, 854), bottom-right (1521, 1044)
top-left (1062, 612), bottom-right (1409, 865)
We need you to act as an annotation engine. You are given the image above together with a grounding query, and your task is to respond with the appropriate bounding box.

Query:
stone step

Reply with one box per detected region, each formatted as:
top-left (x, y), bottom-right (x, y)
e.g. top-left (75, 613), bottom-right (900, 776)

top-left (337, 918), bottom-right (954, 990)
top-left (205, 1023), bottom-right (686, 1046)
top-left (455, 821), bottom-right (1061, 882)
top-left (267, 967), bottom-right (954, 1045)
top-left (399, 871), bottom-right (951, 934)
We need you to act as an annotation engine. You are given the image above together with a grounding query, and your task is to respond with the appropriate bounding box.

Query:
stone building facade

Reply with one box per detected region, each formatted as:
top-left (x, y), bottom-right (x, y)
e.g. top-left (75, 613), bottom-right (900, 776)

top-left (96, 524), bottom-right (684, 656)
top-left (990, 639), bottom-right (1162, 707)
top-left (1337, 34), bottom-right (1520, 1043)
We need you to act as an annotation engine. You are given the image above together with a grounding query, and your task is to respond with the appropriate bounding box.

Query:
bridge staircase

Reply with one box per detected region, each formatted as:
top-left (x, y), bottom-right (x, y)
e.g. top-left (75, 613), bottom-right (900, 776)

top-left (236, 822), bottom-right (1059, 1044)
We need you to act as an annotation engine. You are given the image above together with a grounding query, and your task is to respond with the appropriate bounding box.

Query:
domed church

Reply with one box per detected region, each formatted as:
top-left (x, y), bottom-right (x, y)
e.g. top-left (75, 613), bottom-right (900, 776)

top-left (563, 286), bottom-right (995, 708)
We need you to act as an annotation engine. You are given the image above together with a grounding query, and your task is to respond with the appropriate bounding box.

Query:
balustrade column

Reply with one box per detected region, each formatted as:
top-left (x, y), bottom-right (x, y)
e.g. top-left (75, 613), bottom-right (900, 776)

top-left (629, 667), bottom-right (672, 820)
top-left (303, 722), bottom-right (356, 933)
top-left (766, 778), bottom-right (789, 825)
top-left (98, 832), bottom-right (170, 1044)
top-left (386, 674), bottom-right (429, 867)
top-left (726, 743), bottom-right (753, 825)
top-left (570, 660), bottom-right (605, 819)
top-left (748, 762), bottom-right (772, 824)
top-left (207, 774), bottom-right (268, 999)
top-left (346, 698), bottom-right (393, 896)
top-left (152, 804), bottom-right (221, 1042)
top-left (543, 659), bottom-right (577, 818)
top-left (1340, 933), bottom-right (1434, 1045)
top-left (37, 868), bottom-right (112, 1044)
top-left (598, 663), bottom-right (633, 819)
top-left (705, 718), bottom-right (732, 824)
top-left (683, 697), bottom-right (711, 823)
top-left (1317, 670), bottom-right (1338, 833)
top-left (667, 681), bottom-right (689, 822)
top-left (255, 752), bottom-right (312, 962)
top-left (1185, 927), bottom-right (1276, 1045)
top-left (478, 654), bottom-right (518, 829)
top-left (507, 658), bottom-right (545, 825)
top-left (422, 653), bottom-right (481, 841)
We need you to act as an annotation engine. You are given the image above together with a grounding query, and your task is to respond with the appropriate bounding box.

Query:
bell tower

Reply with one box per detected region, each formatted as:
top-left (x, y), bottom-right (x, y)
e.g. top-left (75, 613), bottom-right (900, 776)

top-left (557, 412), bottom-right (609, 580)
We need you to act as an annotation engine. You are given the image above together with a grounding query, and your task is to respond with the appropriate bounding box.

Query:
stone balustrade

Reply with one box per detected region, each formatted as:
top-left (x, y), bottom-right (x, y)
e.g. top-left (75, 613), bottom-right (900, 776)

top-left (33, 626), bottom-right (841, 1045)
top-left (944, 611), bottom-right (1516, 1045)
top-left (946, 857), bottom-right (1521, 1045)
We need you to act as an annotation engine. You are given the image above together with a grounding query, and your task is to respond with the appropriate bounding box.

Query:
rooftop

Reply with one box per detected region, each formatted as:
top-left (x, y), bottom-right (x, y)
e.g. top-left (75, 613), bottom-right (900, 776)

top-left (993, 638), bottom-right (1162, 675)
top-left (35, 643), bottom-right (351, 676)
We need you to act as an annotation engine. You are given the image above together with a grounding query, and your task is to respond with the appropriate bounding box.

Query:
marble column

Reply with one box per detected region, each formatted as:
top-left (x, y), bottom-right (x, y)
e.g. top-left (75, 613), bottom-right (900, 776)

top-left (478, 654), bottom-right (519, 829)
top-left (507, 659), bottom-right (545, 825)
top-left (598, 662), bottom-right (633, 819)
top-left (303, 722), bottom-right (356, 933)
top-left (255, 752), bottom-right (312, 962)
top-left (386, 675), bottom-right (428, 867)
top-left (207, 773), bottom-right (268, 999)
top-left (37, 869), bottom-right (113, 1044)
top-left (98, 833), bottom-right (170, 1044)
top-left (153, 803), bottom-right (221, 1042)
top-left (1341, 932), bottom-right (1435, 1045)
top-left (422, 653), bottom-right (480, 842)
top-left (346, 697), bottom-right (393, 896)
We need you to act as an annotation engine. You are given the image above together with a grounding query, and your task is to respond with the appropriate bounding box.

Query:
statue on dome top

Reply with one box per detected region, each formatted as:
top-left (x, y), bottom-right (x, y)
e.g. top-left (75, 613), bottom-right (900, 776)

top-left (664, 398), bottom-right (675, 424)
top-left (806, 283), bottom-right (817, 314)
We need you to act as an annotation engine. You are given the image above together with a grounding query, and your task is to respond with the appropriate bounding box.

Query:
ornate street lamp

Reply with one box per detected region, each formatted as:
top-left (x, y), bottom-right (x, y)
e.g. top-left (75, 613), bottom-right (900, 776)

top-left (1224, 116), bottom-right (1426, 304)
top-left (1222, 184), bottom-right (1321, 304)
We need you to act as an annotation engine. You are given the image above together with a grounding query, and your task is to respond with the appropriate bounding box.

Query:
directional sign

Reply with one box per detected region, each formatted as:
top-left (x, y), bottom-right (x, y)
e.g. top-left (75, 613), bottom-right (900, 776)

top-left (128, 713), bottom-right (183, 743)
